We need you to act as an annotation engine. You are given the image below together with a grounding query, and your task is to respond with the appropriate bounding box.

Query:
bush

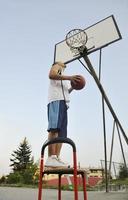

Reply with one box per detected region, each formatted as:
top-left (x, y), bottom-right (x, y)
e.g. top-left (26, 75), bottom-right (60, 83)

top-left (118, 165), bottom-right (128, 179)
top-left (6, 163), bottom-right (38, 185)
top-left (0, 176), bottom-right (6, 184)
top-left (7, 172), bottom-right (23, 184)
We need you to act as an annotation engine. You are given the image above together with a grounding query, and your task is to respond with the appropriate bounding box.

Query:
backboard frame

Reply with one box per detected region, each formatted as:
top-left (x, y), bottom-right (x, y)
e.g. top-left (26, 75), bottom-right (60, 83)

top-left (54, 15), bottom-right (122, 64)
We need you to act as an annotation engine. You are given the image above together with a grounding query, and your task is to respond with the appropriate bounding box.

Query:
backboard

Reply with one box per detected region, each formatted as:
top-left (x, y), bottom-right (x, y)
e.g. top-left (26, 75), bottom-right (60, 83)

top-left (54, 15), bottom-right (122, 64)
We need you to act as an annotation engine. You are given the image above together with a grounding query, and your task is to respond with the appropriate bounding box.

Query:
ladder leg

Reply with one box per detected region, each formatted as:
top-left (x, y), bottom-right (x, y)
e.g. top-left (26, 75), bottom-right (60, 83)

top-left (73, 151), bottom-right (78, 200)
top-left (58, 174), bottom-right (62, 200)
top-left (82, 173), bottom-right (87, 200)
top-left (38, 155), bottom-right (44, 200)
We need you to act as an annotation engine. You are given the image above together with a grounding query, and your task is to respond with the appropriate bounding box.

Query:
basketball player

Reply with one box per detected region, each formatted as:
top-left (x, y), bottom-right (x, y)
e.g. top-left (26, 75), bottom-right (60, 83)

top-left (45, 61), bottom-right (81, 167)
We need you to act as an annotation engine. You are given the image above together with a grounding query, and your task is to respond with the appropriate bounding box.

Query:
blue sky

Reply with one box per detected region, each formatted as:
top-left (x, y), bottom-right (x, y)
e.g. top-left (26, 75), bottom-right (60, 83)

top-left (0, 0), bottom-right (128, 176)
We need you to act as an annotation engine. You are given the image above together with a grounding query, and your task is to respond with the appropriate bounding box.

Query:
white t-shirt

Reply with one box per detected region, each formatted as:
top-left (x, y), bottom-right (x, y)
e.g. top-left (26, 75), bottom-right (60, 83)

top-left (48, 79), bottom-right (70, 104)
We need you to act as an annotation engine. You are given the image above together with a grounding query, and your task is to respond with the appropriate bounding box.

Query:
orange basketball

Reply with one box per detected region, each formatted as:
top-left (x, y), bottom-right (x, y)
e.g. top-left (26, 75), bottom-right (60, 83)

top-left (71, 75), bottom-right (86, 90)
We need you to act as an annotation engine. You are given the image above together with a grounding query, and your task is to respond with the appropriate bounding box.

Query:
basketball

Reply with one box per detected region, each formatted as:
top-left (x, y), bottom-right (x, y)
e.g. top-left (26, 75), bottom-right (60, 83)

top-left (71, 75), bottom-right (86, 90)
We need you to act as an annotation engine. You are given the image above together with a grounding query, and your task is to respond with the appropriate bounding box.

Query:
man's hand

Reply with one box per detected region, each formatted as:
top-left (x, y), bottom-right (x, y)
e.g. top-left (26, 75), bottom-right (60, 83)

top-left (69, 75), bottom-right (82, 83)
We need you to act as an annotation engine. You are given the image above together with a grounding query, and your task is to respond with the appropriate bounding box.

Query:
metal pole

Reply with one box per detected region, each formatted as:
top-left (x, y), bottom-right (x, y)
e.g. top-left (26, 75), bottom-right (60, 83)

top-left (108, 120), bottom-right (115, 181)
top-left (113, 162), bottom-right (117, 179)
top-left (98, 49), bottom-right (108, 192)
top-left (81, 52), bottom-right (128, 146)
top-left (116, 122), bottom-right (127, 168)
top-left (102, 97), bottom-right (109, 192)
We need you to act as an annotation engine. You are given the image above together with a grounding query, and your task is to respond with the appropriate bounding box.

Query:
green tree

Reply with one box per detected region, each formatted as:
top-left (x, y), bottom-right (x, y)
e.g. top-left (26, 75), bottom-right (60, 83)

top-left (118, 164), bottom-right (128, 179)
top-left (8, 137), bottom-right (38, 185)
top-left (0, 175), bottom-right (6, 184)
top-left (22, 162), bottom-right (38, 184)
top-left (7, 172), bottom-right (23, 184)
top-left (10, 137), bottom-right (33, 172)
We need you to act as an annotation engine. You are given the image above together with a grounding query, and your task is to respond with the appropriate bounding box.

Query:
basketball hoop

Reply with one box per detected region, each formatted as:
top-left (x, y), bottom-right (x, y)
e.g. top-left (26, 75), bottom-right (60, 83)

top-left (65, 29), bottom-right (88, 53)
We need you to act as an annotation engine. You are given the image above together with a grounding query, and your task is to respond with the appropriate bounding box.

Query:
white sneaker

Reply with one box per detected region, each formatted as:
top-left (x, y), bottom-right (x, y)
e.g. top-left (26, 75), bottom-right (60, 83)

top-left (57, 156), bottom-right (70, 168)
top-left (45, 155), bottom-right (69, 168)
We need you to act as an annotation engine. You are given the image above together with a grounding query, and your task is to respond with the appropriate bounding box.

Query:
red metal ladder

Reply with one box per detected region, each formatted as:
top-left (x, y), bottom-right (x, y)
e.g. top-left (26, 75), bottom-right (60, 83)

top-left (38, 137), bottom-right (87, 200)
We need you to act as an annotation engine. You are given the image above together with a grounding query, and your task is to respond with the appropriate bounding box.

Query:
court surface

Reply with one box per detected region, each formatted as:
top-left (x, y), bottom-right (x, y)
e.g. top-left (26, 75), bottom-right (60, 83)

top-left (0, 187), bottom-right (128, 200)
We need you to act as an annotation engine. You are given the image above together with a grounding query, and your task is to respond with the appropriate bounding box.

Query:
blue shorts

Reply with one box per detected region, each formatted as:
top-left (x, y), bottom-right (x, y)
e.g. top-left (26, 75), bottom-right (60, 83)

top-left (47, 100), bottom-right (67, 138)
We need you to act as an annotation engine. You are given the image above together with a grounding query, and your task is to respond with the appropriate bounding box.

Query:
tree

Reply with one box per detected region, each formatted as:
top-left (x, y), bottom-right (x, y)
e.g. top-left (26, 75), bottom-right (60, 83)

top-left (22, 162), bottom-right (38, 184)
top-left (0, 175), bottom-right (6, 184)
top-left (118, 164), bottom-right (128, 179)
top-left (7, 172), bottom-right (23, 184)
top-left (10, 137), bottom-right (33, 172)
top-left (8, 137), bottom-right (38, 185)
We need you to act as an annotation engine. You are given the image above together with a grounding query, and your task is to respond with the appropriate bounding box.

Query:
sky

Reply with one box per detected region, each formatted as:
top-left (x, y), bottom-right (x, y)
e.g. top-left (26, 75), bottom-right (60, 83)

top-left (0, 0), bottom-right (128, 176)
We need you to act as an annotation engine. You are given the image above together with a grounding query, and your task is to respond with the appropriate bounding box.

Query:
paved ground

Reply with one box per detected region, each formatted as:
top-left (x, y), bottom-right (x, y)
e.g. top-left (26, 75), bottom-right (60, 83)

top-left (0, 187), bottom-right (128, 200)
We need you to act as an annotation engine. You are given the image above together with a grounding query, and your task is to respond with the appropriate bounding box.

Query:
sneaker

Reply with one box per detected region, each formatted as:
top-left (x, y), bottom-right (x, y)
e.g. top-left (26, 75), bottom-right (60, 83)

top-left (57, 156), bottom-right (70, 168)
top-left (45, 155), bottom-right (69, 168)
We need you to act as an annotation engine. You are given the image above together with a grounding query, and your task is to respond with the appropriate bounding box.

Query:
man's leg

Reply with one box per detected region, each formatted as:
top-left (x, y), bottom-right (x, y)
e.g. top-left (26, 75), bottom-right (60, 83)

top-left (46, 132), bottom-right (68, 167)
top-left (46, 101), bottom-right (68, 167)
top-left (45, 132), bottom-right (66, 167)
top-left (48, 132), bottom-right (62, 157)
top-left (48, 132), bottom-right (58, 156)
top-left (55, 143), bottom-right (62, 156)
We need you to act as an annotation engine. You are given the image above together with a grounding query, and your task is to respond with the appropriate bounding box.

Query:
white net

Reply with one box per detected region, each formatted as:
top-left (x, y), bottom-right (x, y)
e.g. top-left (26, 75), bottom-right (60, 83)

top-left (66, 29), bottom-right (88, 49)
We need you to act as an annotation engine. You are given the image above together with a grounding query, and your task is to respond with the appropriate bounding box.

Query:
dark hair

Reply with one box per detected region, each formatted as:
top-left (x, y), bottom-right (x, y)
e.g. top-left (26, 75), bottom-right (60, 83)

top-left (52, 62), bottom-right (59, 66)
top-left (52, 62), bottom-right (66, 68)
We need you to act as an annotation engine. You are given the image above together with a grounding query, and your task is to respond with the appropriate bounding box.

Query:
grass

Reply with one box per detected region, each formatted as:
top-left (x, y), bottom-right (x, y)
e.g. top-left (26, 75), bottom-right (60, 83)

top-left (0, 178), bottom-right (128, 191)
top-left (0, 183), bottom-right (38, 188)
top-left (109, 178), bottom-right (128, 186)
